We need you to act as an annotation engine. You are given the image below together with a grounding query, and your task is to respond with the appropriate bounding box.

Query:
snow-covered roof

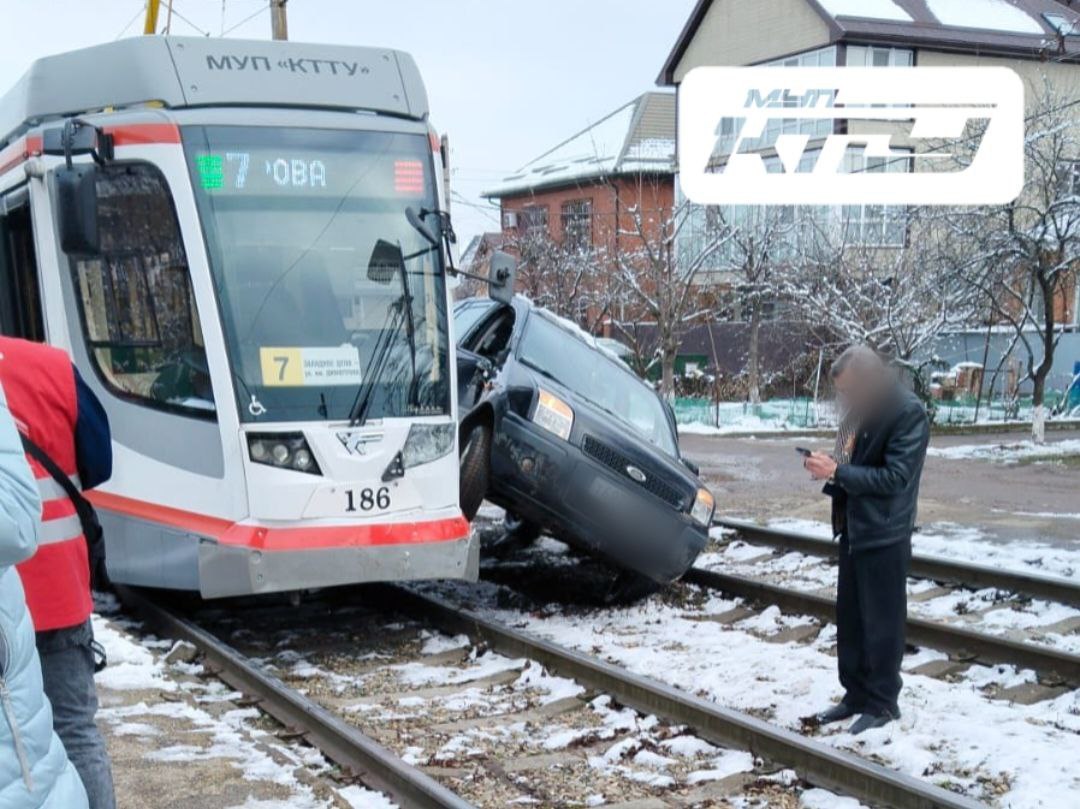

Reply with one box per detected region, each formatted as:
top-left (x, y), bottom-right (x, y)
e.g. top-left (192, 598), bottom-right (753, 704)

top-left (659, 0), bottom-right (1080, 84)
top-left (483, 92), bottom-right (675, 199)
top-left (922, 0), bottom-right (1048, 35)
top-left (816, 0), bottom-right (912, 23)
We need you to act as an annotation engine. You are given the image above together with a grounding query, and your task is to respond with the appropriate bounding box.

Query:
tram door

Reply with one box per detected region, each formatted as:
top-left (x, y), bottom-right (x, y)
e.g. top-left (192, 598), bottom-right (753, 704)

top-left (0, 187), bottom-right (45, 342)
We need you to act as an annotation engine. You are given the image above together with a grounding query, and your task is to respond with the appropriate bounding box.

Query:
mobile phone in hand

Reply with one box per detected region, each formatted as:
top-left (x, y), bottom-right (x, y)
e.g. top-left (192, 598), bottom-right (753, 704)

top-left (795, 447), bottom-right (812, 457)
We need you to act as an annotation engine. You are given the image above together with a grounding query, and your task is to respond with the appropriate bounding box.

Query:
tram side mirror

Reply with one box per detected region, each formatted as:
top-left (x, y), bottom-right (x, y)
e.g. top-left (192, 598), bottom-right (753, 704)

top-left (488, 250), bottom-right (517, 306)
top-left (367, 239), bottom-right (404, 284)
top-left (55, 165), bottom-right (100, 256)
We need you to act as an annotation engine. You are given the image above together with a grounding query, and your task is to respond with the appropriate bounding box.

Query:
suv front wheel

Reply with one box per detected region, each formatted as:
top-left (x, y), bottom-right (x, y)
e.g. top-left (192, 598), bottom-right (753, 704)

top-left (459, 422), bottom-right (491, 521)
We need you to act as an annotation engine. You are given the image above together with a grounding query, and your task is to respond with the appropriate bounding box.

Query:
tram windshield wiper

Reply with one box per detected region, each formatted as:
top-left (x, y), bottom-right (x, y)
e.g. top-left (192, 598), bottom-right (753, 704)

top-left (348, 300), bottom-right (403, 427)
top-left (348, 231), bottom-right (434, 427)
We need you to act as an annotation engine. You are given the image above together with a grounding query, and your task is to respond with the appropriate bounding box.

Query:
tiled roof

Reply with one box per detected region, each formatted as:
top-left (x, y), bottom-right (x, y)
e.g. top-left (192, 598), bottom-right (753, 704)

top-left (483, 92), bottom-right (675, 200)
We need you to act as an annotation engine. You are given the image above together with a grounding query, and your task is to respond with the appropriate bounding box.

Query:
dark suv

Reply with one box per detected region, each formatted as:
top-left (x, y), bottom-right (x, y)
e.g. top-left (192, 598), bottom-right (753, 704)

top-left (455, 296), bottom-right (714, 585)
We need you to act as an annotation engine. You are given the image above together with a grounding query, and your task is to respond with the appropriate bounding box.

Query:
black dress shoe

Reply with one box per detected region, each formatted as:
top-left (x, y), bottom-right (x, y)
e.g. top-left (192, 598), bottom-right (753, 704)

top-left (848, 712), bottom-right (894, 735)
top-left (807, 702), bottom-right (858, 726)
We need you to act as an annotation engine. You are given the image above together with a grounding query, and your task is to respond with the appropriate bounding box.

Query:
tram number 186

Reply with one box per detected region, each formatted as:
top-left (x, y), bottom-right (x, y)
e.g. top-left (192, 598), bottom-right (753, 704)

top-left (345, 487), bottom-right (391, 513)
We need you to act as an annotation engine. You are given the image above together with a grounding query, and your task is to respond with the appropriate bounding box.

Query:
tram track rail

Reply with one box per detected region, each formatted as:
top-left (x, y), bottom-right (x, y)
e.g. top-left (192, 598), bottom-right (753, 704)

top-left (712, 517), bottom-right (1080, 608)
top-left (384, 584), bottom-right (986, 809)
top-left (683, 567), bottom-right (1080, 686)
top-left (702, 519), bottom-right (1080, 685)
top-left (117, 580), bottom-right (988, 809)
top-left (116, 586), bottom-right (475, 809)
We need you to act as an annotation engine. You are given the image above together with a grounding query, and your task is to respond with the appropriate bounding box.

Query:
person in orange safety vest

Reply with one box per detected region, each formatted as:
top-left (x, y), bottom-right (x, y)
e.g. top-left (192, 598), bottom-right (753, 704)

top-left (0, 336), bottom-right (115, 809)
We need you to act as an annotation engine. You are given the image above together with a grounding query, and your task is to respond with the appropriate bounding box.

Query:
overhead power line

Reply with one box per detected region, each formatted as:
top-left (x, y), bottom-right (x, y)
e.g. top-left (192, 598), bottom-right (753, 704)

top-left (115, 3), bottom-right (146, 40)
top-left (167, 2), bottom-right (213, 36)
top-left (222, 2), bottom-right (269, 36)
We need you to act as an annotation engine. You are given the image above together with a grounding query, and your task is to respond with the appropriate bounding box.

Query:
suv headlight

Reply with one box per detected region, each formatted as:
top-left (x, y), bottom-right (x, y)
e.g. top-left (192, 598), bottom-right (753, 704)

top-left (690, 487), bottom-right (715, 526)
top-left (402, 423), bottom-right (455, 469)
top-left (248, 432), bottom-right (322, 475)
top-left (533, 389), bottom-right (574, 441)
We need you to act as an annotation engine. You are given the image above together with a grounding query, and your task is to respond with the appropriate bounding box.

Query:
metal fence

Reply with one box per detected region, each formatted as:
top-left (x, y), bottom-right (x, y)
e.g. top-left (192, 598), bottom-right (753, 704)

top-left (675, 392), bottom-right (1078, 432)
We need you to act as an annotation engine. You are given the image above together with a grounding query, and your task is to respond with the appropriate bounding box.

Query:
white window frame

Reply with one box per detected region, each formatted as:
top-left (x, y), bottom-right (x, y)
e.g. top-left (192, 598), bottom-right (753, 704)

top-left (714, 46), bottom-right (839, 157)
top-left (845, 45), bottom-right (914, 68)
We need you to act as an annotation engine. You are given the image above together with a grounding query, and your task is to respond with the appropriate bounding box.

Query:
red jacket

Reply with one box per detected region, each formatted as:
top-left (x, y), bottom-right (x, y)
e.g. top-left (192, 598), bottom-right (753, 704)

top-left (0, 337), bottom-right (92, 631)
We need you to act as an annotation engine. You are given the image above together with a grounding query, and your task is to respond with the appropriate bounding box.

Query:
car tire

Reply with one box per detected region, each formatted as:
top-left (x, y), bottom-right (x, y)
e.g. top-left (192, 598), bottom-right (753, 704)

top-left (459, 422), bottom-right (491, 521)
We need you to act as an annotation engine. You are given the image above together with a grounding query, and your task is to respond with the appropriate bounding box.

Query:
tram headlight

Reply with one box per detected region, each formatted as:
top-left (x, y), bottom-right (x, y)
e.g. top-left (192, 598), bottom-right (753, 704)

top-left (247, 432), bottom-right (322, 476)
top-left (401, 423), bottom-right (455, 469)
top-left (293, 448), bottom-right (315, 472)
top-left (249, 440), bottom-right (270, 462)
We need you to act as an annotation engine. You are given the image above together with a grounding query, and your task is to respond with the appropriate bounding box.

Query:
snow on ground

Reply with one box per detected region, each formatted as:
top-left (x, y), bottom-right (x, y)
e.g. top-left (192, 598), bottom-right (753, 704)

top-left (446, 581), bottom-right (1080, 807)
top-left (326, 630), bottom-right (781, 802)
top-left (92, 613), bottom-right (397, 809)
top-left (392, 649), bottom-right (527, 687)
top-left (337, 785), bottom-right (398, 809)
top-left (676, 399), bottom-right (836, 435)
top-left (93, 617), bottom-right (180, 693)
top-left (672, 396), bottom-right (1071, 434)
top-left (418, 630), bottom-right (471, 656)
top-left (679, 417), bottom-right (807, 436)
top-left (927, 438), bottom-right (1080, 463)
top-left (515, 659), bottom-right (587, 705)
top-left (1001, 510), bottom-right (1080, 521)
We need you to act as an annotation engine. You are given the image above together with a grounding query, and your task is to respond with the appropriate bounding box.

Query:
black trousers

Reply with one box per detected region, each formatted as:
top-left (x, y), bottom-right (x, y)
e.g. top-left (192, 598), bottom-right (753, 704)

top-left (836, 535), bottom-right (911, 716)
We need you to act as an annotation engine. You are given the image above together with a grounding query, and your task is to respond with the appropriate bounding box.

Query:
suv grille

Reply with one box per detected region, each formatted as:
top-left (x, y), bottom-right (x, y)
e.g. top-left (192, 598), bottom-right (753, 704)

top-left (582, 435), bottom-right (685, 510)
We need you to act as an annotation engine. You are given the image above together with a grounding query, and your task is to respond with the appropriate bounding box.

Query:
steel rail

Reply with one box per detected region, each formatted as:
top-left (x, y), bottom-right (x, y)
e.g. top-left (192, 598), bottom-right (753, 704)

top-left (684, 568), bottom-right (1080, 686)
top-left (384, 585), bottom-right (986, 809)
top-left (713, 518), bottom-right (1080, 609)
top-left (116, 586), bottom-right (476, 809)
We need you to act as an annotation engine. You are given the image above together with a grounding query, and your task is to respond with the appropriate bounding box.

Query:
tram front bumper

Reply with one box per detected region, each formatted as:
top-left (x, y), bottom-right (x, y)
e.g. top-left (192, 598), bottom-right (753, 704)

top-left (196, 517), bottom-right (478, 598)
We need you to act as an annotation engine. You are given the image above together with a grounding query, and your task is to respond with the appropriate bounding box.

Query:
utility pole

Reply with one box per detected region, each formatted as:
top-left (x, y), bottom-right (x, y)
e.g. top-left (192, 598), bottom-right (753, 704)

top-left (144, 0), bottom-right (161, 35)
top-left (271, 0), bottom-right (289, 40)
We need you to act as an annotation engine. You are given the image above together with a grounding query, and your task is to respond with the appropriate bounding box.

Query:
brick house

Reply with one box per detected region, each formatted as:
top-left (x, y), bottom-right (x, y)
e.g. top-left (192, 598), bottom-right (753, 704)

top-left (482, 92), bottom-right (676, 327)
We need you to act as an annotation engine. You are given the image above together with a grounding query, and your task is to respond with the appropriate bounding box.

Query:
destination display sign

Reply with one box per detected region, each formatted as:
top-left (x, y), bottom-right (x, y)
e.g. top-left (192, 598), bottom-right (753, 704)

top-left (193, 148), bottom-right (428, 198)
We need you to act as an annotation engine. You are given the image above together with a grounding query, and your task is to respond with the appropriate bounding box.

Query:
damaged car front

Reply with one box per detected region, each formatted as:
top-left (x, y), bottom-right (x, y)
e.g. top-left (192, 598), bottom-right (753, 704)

top-left (456, 296), bottom-right (714, 586)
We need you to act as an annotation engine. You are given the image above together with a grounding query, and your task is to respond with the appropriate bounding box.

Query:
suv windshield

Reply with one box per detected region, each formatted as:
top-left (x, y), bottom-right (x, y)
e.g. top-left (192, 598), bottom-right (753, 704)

top-left (518, 312), bottom-right (678, 456)
top-left (184, 126), bottom-right (449, 422)
top-left (453, 299), bottom-right (497, 342)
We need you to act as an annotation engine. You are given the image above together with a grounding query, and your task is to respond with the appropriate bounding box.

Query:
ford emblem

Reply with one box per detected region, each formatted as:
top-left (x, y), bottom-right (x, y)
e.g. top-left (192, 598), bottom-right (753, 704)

top-left (626, 465), bottom-right (647, 484)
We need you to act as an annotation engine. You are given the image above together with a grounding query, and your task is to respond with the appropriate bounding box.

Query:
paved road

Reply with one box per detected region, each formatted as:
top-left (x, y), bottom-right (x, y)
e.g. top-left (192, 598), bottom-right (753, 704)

top-left (680, 429), bottom-right (1080, 549)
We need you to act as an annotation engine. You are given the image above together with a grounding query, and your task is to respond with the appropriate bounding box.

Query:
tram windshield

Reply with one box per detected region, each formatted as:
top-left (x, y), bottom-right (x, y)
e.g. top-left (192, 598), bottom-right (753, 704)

top-left (184, 126), bottom-right (450, 423)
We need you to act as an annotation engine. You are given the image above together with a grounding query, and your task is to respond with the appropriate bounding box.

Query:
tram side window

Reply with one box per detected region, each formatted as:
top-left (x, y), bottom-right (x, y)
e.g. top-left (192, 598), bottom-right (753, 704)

top-left (0, 194), bottom-right (45, 342)
top-left (70, 164), bottom-right (215, 416)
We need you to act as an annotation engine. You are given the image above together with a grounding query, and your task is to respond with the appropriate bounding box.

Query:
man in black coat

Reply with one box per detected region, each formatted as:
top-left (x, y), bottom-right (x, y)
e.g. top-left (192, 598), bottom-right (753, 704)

top-left (804, 345), bottom-right (930, 735)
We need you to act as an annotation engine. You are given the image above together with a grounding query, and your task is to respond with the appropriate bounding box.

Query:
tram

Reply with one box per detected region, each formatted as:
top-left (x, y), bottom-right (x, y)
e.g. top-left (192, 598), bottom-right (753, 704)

top-left (0, 36), bottom-right (511, 597)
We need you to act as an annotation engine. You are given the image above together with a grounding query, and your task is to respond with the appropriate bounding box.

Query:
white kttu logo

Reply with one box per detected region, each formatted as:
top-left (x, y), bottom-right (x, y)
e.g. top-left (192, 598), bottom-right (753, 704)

top-left (678, 67), bottom-right (1025, 205)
